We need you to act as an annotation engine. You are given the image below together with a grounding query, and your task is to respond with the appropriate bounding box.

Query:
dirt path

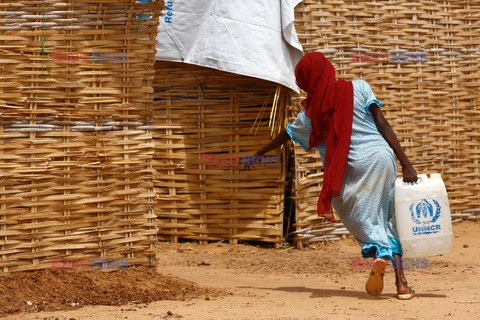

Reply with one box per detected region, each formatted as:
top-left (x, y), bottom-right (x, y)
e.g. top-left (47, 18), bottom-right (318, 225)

top-left (4, 222), bottom-right (480, 320)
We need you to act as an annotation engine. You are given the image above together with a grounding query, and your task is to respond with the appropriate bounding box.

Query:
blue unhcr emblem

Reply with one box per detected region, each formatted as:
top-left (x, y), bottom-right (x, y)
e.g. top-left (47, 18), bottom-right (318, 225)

top-left (409, 199), bottom-right (441, 225)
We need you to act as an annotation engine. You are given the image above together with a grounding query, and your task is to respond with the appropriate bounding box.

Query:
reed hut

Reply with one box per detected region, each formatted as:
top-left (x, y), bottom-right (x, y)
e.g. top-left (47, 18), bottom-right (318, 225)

top-left (0, 0), bottom-right (161, 272)
top-left (153, 62), bottom-right (291, 244)
top-left (152, 1), bottom-right (303, 244)
top-left (292, 0), bottom-right (480, 246)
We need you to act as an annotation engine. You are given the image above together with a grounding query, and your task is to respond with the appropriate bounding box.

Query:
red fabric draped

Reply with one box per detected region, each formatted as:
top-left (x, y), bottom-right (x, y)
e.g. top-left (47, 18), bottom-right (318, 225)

top-left (294, 52), bottom-right (354, 222)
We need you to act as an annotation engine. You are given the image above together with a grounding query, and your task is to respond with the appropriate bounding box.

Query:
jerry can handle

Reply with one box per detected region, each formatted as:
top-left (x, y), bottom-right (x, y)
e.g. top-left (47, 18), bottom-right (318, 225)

top-left (400, 173), bottom-right (427, 185)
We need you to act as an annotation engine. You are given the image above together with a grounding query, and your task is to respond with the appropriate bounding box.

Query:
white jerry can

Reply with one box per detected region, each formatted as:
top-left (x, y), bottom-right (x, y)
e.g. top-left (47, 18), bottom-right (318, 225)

top-left (394, 173), bottom-right (453, 258)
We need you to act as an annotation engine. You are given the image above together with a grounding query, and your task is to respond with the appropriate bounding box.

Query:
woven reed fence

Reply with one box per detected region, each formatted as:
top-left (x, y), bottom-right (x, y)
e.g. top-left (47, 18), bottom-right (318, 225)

top-left (153, 62), bottom-right (290, 244)
top-left (0, 0), bottom-right (161, 272)
top-left (292, 0), bottom-right (480, 246)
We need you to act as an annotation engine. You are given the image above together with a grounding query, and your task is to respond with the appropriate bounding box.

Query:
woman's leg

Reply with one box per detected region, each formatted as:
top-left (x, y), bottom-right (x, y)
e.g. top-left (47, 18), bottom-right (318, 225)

top-left (392, 254), bottom-right (415, 299)
top-left (387, 201), bottom-right (415, 298)
top-left (332, 159), bottom-right (396, 296)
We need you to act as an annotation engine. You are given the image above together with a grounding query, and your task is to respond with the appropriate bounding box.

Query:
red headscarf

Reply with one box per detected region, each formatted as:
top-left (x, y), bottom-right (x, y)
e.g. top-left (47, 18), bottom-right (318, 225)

top-left (294, 52), bottom-right (354, 222)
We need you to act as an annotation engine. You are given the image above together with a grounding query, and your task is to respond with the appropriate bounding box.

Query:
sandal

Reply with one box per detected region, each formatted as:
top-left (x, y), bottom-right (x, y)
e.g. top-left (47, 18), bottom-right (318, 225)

top-left (397, 286), bottom-right (415, 300)
top-left (365, 258), bottom-right (386, 296)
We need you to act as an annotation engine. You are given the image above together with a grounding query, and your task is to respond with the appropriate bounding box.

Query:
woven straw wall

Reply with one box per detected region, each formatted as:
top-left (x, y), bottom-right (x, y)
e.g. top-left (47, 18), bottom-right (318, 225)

top-left (153, 62), bottom-right (288, 244)
top-left (292, 0), bottom-right (480, 246)
top-left (0, 0), bottom-right (161, 272)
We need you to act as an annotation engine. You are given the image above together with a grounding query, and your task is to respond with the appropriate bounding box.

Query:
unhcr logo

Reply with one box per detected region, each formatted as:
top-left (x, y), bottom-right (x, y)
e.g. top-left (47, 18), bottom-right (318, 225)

top-left (410, 199), bottom-right (441, 235)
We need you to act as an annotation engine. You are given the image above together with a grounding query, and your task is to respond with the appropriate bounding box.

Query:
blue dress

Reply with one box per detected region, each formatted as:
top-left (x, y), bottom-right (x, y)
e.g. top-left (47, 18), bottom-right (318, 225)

top-left (287, 80), bottom-right (402, 260)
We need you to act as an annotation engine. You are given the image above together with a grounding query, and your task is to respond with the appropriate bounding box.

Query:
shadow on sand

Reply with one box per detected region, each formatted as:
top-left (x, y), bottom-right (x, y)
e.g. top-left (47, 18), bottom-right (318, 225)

top-left (237, 285), bottom-right (447, 300)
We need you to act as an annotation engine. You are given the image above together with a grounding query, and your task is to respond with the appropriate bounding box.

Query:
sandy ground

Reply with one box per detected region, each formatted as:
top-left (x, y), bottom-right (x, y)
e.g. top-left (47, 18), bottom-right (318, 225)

top-left (3, 221), bottom-right (479, 320)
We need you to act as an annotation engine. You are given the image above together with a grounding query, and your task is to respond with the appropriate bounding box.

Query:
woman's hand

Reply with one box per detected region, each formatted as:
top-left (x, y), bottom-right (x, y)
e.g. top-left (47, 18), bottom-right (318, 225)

top-left (243, 151), bottom-right (262, 170)
top-left (243, 130), bottom-right (291, 170)
top-left (402, 165), bottom-right (418, 183)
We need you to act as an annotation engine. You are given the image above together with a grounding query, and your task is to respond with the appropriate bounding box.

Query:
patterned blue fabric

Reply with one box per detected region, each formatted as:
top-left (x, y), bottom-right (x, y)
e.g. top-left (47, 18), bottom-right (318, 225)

top-left (287, 80), bottom-right (402, 260)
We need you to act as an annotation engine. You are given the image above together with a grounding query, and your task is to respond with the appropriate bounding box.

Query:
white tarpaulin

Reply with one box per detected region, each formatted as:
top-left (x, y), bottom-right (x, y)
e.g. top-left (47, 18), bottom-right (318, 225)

top-left (156, 0), bottom-right (304, 91)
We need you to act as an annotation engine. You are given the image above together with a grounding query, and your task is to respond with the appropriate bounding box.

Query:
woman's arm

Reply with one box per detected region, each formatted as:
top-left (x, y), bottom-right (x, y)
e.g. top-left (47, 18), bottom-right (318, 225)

top-left (254, 129), bottom-right (291, 156)
top-left (370, 104), bottom-right (418, 183)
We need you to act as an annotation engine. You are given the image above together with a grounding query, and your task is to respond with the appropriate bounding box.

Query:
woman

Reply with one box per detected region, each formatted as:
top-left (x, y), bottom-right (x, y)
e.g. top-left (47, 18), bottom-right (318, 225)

top-left (254, 52), bottom-right (417, 300)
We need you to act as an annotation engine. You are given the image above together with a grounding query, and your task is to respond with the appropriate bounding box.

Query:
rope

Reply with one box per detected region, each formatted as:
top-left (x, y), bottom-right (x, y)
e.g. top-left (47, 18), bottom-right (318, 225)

top-left (136, 0), bottom-right (153, 39)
